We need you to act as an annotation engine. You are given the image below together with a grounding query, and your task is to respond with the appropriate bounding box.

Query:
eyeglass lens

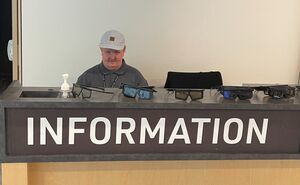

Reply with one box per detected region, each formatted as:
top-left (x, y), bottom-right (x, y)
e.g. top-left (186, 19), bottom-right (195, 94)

top-left (138, 90), bottom-right (152, 100)
top-left (189, 91), bottom-right (203, 100)
top-left (72, 84), bottom-right (82, 98)
top-left (122, 85), bottom-right (153, 100)
top-left (238, 92), bottom-right (253, 100)
top-left (175, 90), bottom-right (203, 101)
top-left (175, 91), bottom-right (189, 100)
top-left (223, 91), bottom-right (235, 99)
top-left (81, 88), bottom-right (92, 98)
top-left (123, 86), bottom-right (138, 98)
top-left (72, 84), bottom-right (92, 98)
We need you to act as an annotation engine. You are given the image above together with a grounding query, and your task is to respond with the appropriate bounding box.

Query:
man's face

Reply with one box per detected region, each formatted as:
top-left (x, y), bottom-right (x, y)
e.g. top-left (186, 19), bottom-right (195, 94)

top-left (101, 47), bottom-right (125, 71)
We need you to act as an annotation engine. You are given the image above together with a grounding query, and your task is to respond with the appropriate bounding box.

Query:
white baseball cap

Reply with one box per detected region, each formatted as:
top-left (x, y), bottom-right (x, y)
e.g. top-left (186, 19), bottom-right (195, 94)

top-left (99, 30), bottom-right (125, 50)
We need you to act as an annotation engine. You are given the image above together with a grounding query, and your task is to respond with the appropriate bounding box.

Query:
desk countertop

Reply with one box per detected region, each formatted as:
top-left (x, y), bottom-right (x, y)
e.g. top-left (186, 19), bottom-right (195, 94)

top-left (1, 83), bottom-right (300, 110)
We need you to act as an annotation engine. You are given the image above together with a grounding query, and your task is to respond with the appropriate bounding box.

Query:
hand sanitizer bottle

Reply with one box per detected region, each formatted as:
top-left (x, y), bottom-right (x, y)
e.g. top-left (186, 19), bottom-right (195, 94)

top-left (61, 74), bottom-right (70, 98)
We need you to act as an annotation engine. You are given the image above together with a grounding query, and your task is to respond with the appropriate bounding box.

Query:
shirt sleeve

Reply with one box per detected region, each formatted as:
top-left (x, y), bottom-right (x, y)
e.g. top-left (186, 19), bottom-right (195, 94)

top-left (136, 71), bottom-right (148, 87)
top-left (76, 73), bottom-right (89, 86)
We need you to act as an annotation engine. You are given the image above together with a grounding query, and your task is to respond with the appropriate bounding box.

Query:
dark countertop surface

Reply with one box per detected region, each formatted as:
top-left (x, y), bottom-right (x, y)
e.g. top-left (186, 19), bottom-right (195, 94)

top-left (1, 81), bottom-right (300, 110)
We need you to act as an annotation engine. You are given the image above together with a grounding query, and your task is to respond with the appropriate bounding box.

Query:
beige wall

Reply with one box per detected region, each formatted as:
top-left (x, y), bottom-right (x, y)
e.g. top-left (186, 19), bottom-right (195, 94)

top-left (21, 0), bottom-right (300, 86)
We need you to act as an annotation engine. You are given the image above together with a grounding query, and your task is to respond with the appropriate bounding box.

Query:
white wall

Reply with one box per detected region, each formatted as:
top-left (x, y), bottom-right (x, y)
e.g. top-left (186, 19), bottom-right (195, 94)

top-left (22, 0), bottom-right (300, 87)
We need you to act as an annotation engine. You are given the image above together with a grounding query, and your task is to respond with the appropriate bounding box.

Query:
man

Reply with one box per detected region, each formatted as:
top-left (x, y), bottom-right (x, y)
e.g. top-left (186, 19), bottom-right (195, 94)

top-left (77, 30), bottom-right (148, 88)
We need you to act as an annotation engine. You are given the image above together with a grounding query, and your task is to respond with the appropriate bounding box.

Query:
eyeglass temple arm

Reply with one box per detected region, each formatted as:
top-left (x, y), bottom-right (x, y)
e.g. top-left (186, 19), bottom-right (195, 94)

top-left (73, 83), bottom-right (113, 94)
top-left (74, 83), bottom-right (105, 90)
top-left (91, 88), bottom-right (114, 94)
top-left (139, 85), bottom-right (155, 89)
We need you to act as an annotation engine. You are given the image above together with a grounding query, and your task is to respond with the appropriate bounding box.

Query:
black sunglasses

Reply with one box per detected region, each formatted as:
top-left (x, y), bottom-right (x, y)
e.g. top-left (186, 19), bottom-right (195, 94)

top-left (170, 89), bottom-right (204, 101)
top-left (218, 86), bottom-right (254, 100)
top-left (255, 85), bottom-right (295, 99)
top-left (121, 84), bottom-right (156, 100)
top-left (72, 83), bottom-right (113, 99)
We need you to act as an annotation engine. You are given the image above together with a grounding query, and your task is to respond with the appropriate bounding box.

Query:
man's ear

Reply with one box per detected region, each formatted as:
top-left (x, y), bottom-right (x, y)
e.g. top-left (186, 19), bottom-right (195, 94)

top-left (123, 46), bottom-right (126, 52)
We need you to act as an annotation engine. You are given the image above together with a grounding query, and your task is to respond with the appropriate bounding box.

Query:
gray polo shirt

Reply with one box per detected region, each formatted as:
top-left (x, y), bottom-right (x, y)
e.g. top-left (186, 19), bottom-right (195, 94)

top-left (76, 60), bottom-right (148, 88)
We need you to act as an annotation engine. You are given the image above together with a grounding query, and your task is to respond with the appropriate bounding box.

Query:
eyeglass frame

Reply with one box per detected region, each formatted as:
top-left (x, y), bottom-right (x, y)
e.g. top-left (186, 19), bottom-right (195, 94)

top-left (72, 83), bottom-right (113, 99)
top-left (264, 86), bottom-right (296, 98)
top-left (174, 89), bottom-right (204, 101)
top-left (166, 88), bottom-right (204, 101)
top-left (218, 86), bottom-right (254, 100)
top-left (121, 83), bottom-right (156, 100)
top-left (255, 85), bottom-right (296, 99)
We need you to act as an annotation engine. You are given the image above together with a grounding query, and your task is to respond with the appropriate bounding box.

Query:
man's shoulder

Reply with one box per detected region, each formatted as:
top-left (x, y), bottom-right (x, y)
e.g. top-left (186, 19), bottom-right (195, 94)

top-left (82, 64), bottom-right (100, 74)
top-left (123, 63), bottom-right (142, 74)
top-left (76, 64), bottom-right (101, 86)
top-left (122, 62), bottom-right (148, 86)
top-left (77, 64), bottom-right (100, 81)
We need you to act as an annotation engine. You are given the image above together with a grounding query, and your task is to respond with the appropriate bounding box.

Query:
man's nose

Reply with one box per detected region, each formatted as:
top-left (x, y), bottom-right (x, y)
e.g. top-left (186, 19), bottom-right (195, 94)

top-left (109, 53), bottom-right (117, 59)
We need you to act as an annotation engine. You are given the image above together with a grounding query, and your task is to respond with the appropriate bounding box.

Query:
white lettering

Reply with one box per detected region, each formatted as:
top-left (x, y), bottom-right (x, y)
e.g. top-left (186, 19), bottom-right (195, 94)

top-left (212, 118), bottom-right (220, 144)
top-left (116, 117), bottom-right (136, 144)
top-left (223, 118), bottom-right (243, 144)
top-left (246, 118), bottom-right (268, 144)
top-left (40, 117), bottom-right (63, 145)
top-left (168, 118), bottom-right (191, 144)
top-left (26, 116), bottom-right (270, 146)
top-left (191, 118), bottom-right (211, 144)
top-left (140, 117), bottom-right (165, 144)
top-left (27, 117), bottom-right (34, 145)
top-left (90, 117), bottom-right (111, 145)
top-left (69, 117), bottom-right (86, 144)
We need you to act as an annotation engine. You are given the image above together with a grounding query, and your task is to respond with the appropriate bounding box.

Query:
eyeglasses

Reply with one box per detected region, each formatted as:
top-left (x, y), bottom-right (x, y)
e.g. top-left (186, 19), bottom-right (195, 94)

top-left (121, 84), bottom-right (156, 100)
top-left (255, 85), bottom-right (295, 99)
top-left (218, 86), bottom-right (254, 100)
top-left (72, 83), bottom-right (113, 99)
top-left (174, 89), bottom-right (204, 101)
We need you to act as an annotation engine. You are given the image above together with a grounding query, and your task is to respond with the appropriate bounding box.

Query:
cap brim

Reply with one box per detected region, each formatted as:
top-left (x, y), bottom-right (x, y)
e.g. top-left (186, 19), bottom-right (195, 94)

top-left (99, 43), bottom-right (124, 51)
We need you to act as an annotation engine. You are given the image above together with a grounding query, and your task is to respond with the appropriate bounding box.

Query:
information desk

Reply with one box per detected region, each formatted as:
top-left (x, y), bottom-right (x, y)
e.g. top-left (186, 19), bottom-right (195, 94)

top-left (1, 84), bottom-right (300, 185)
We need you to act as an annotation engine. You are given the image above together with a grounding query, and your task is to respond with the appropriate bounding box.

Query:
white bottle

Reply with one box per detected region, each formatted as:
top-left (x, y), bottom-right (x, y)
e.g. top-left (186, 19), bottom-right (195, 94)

top-left (61, 74), bottom-right (70, 98)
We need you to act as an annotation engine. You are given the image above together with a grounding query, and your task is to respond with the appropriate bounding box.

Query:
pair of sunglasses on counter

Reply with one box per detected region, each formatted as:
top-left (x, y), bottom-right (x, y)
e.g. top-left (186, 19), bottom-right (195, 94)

top-left (167, 88), bottom-right (204, 101)
top-left (72, 83), bottom-right (113, 99)
top-left (121, 84), bottom-right (156, 100)
top-left (175, 89), bottom-right (204, 101)
top-left (218, 86), bottom-right (254, 100)
top-left (254, 85), bottom-right (295, 99)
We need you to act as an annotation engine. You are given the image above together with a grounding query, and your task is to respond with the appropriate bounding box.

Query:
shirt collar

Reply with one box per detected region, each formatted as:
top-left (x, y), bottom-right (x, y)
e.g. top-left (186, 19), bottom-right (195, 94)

top-left (98, 59), bottom-right (127, 76)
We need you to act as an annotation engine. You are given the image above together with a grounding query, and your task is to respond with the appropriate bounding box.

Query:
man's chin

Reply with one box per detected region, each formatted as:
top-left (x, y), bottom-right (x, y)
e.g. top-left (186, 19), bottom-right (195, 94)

top-left (103, 61), bottom-right (122, 70)
top-left (107, 65), bottom-right (119, 70)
